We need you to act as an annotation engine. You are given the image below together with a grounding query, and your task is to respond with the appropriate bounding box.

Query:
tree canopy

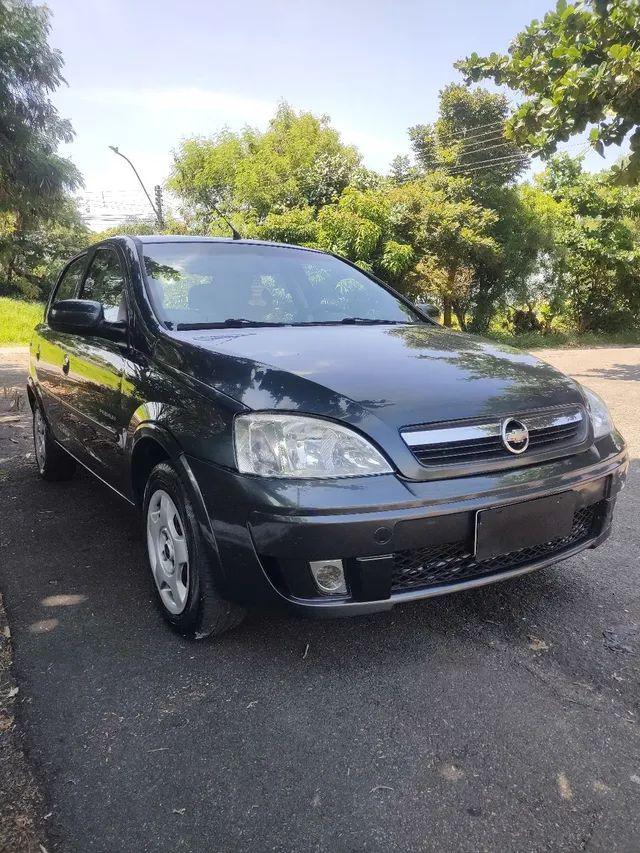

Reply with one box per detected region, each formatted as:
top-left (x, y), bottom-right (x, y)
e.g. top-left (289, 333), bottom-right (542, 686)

top-left (408, 84), bottom-right (529, 185)
top-left (168, 103), bottom-right (361, 234)
top-left (525, 154), bottom-right (640, 330)
top-left (166, 90), bottom-right (640, 334)
top-left (0, 0), bottom-right (84, 297)
top-left (457, 0), bottom-right (640, 184)
top-left (0, 0), bottom-right (81, 215)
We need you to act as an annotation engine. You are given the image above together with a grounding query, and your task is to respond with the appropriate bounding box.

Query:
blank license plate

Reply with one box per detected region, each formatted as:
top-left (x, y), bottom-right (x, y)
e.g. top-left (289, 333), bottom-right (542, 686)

top-left (474, 492), bottom-right (577, 562)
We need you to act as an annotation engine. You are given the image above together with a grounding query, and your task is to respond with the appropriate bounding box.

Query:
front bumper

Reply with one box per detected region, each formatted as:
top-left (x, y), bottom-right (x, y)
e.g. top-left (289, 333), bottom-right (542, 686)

top-left (188, 434), bottom-right (628, 616)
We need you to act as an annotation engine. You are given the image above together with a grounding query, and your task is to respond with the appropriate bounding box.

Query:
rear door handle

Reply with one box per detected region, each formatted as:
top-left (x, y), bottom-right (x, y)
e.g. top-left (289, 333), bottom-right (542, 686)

top-left (62, 355), bottom-right (70, 375)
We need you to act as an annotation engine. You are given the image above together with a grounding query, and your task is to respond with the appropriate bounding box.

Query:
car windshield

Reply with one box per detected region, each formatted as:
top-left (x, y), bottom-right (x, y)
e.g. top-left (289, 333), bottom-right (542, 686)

top-left (141, 242), bottom-right (422, 328)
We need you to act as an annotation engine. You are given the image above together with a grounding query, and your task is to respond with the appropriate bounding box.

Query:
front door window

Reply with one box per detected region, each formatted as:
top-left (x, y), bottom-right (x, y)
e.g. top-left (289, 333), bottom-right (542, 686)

top-left (81, 248), bottom-right (127, 324)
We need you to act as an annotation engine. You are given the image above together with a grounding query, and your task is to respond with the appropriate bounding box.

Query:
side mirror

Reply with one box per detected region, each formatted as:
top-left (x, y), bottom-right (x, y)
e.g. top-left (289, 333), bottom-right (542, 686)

top-left (49, 299), bottom-right (104, 333)
top-left (415, 301), bottom-right (441, 321)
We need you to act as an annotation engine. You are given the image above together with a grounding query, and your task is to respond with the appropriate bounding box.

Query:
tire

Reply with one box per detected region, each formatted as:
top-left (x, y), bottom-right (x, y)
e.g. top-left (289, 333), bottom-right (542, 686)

top-left (143, 461), bottom-right (245, 639)
top-left (33, 404), bottom-right (76, 481)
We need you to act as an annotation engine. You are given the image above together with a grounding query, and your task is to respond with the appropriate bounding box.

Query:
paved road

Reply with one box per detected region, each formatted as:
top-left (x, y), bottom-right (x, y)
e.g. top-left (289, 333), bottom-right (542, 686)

top-left (0, 346), bottom-right (639, 853)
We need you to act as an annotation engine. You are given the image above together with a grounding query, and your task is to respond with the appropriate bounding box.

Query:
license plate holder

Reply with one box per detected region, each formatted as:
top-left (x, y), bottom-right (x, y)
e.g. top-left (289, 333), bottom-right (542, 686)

top-left (474, 492), bottom-right (577, 562)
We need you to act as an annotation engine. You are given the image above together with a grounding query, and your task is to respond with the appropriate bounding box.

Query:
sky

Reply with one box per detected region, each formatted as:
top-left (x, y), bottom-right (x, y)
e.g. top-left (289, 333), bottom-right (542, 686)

top-left (45, 0), bottom-right (626, 227)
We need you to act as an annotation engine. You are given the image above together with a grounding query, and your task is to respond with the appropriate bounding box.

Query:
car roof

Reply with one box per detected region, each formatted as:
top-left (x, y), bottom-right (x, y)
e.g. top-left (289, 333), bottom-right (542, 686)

top-left (102, 235), bottom-right (325, 254)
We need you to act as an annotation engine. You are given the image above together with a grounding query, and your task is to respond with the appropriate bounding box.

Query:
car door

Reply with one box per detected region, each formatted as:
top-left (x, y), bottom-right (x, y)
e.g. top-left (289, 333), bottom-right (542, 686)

top-left (63, 245), bottom-right (131, 490)
top-left (33, 254), bottom-right (88, 448)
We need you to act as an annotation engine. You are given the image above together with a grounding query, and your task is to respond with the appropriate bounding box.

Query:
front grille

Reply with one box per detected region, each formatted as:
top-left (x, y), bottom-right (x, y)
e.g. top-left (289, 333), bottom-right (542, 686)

top-left (412, 434), bottom-right (507, 465)
top-left (391, 502), bottom-right (599, 593)
top-left (403, 407), bottom-right (584, 468)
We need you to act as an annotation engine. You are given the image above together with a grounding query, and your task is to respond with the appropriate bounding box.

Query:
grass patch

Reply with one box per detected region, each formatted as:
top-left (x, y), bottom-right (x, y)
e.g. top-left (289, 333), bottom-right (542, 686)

top-left (486, 328), bottom-right (640, 350)
top-left (0, 298), bottom-right (45, 346)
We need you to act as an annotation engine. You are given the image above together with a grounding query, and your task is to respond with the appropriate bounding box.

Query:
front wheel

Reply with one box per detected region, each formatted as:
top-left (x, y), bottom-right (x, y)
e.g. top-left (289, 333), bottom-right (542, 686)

top-left (33, 405), bottom-right (76, 481)
top-left (143, 462), bottom-right (245, 639)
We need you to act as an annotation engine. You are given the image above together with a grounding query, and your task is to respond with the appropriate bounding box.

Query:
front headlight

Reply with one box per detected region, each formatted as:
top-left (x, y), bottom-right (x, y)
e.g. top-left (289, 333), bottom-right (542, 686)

top-left (234, 413), bottom-right (392, 478)
top-left (582, 386), bottom-right (614, 439)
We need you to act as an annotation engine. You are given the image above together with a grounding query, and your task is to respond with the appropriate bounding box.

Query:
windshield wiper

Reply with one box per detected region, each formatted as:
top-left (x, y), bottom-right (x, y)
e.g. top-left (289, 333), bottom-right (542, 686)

top-left (303, 317), bottom-right (409, 326)
top-left (176, 318), bottom-right (287, 330)
top-left (175, 317), bottom-right (414, 330)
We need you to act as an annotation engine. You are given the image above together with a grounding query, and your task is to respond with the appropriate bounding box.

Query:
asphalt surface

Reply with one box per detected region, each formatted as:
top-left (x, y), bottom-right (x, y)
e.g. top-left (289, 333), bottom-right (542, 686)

top-left (0, 345), bottom-right (639, 853)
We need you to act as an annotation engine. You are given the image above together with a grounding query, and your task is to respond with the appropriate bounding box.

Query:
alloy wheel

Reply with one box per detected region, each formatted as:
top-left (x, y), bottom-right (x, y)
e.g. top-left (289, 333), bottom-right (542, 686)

top-left (146, 489), bottom-right (190, 614)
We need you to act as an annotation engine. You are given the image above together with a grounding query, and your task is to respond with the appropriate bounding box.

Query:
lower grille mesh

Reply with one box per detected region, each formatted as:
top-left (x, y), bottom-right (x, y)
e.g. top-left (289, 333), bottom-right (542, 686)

top-left (391, 503), bottom-right (599, 592)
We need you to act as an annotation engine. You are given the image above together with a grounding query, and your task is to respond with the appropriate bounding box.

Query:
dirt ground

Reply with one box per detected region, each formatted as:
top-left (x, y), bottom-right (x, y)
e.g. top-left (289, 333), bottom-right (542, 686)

top-left (0, 349), bottom-right (47, 853)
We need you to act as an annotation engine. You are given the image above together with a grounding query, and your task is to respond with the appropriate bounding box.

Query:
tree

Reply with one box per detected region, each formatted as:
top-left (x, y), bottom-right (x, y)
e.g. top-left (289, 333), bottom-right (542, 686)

top-left (253, 207), bottom-right (320, 246)
top-left (403, 85), bottom-right (532, 330)
top-left (387, 172), bottom-right (500, 328)
top-left (167, 128), bottom-right (256, 233)
top-left (0, 0), bottom-right (81, 216)
top-left (457, 0), bottom-right (640, 184)
top-left (314, 187), bottom-right (414, 283)
top-left (0, 199), bottom-right (88, 298)
top-left (408, 84), bottom-right (528, 185)
top-left (168, 103), bottom-right (361, 233)
top-left (468, 183), bottom-right (548, 333)
top-left (524, 154), bottom-right (640, 330)
top-left (1, 0), bottom-right (82, 297)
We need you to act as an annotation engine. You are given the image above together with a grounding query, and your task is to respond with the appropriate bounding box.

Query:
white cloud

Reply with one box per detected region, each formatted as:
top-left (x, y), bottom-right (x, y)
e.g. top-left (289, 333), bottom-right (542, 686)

top-left (78, 86), bottom-right (277, 124)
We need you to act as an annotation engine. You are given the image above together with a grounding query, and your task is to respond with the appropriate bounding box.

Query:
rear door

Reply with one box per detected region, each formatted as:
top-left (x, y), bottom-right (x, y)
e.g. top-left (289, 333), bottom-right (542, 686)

top-left (33, 254), bottom-right (88, 448)
top-left (63, 246), bottom-right (131, 488)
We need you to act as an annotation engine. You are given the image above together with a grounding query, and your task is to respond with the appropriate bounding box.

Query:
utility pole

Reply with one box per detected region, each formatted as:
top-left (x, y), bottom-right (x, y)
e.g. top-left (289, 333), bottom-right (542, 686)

top-left (108, 145), bottom-right (163, 230)
top-left (154, 185), bottom-right (165, 230)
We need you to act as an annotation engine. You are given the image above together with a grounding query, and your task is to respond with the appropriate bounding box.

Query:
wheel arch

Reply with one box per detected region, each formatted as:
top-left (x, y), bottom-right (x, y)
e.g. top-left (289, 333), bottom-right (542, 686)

top-left (27, 375), bottom-right (44, 415)
top-left (130, 431), bottom-right (172, 507)
top-left (130, 423), bottom-right (221, 564)
top-left (26, 383), bottom-right (36, 412)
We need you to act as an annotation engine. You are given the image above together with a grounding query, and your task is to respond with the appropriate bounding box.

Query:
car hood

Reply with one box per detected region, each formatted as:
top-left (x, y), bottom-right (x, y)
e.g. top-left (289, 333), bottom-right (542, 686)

top-left (171, 324), bottom-right (584, 430)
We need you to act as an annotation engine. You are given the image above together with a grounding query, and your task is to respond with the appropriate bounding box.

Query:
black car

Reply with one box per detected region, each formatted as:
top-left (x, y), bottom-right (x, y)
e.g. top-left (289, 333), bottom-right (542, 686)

top-left (28, 236), bottom-right (628, 638)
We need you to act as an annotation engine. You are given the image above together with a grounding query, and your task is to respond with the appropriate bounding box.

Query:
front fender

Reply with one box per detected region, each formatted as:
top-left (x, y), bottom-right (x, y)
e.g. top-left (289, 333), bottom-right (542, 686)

top-left (129, 419), bottom-right (228, 591)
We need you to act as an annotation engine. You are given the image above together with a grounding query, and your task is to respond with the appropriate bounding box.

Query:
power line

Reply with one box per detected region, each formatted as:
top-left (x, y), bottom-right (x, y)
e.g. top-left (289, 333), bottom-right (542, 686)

top-left (452, 134), bottom-right (510, 153)
top-left (447, 138), bottom-right (590, 175)
top-left (444, 150), bottom-right (531, 174)
top-left (438, 119), bottom-right (505, 140)
top-left (431, 121), bottom-right (506, 145)
top-left (445, 158), bottom-right (530, 177)
top-left (428, 141), bottom-right (527, 172)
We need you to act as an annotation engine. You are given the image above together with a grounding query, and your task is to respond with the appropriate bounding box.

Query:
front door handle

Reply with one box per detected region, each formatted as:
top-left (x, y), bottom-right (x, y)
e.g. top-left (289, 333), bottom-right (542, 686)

top-left (62, 354), bottom-right (70, 375)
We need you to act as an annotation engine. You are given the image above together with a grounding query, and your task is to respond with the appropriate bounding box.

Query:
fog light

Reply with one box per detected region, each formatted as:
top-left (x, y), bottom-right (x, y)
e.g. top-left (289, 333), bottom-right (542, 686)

top-left (309, 559), bottom-right (347, 595)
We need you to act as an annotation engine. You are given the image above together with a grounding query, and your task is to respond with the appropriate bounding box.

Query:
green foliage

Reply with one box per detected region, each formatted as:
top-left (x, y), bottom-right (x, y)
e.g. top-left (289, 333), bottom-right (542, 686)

top-left (163, 97), bottom-right (640, 339)
top-left (387, 172), bottom-right (500, 327)
top-left (90, 216), bottom-right (193, 243)
top-left (487, 326), bottom-right (640, 349)
top-left (400, 86), bottom-right (532, 329)
top-left (530, 153), bottom-right (640, 330)
top-left (254, 207), bottom-right (320, 245)
top-left (0, 296), bottom-right (44, 344)
top-left (0, 0), bottom-right (84, 299)
top-left (0, 0), bottom-right (81, 215)
top-left (0, 199), bottom-right (88, 299)
top-left (457, 0), bottom-right (640, 184)
top-left (168, 103), bottom-right (361, 233)
top-left (469, 183), bottom-right (550, 333)
top-left (315, 188), bottom-right (414, 282)
top-left (408, 84), bottom-right (529, 185)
